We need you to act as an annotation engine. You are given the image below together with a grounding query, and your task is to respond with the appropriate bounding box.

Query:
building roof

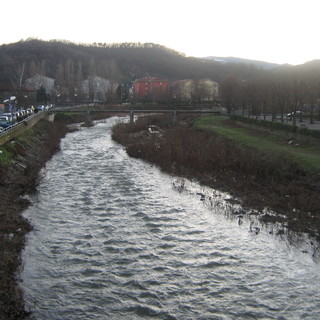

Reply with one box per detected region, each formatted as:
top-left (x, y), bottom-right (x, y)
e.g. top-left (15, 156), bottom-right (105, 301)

top-left (26, 74), bottom-right (55, 82)
top-left (0, 82), bottom-right (36, 92)
top-left (134, 77), bottom-right (169, 83)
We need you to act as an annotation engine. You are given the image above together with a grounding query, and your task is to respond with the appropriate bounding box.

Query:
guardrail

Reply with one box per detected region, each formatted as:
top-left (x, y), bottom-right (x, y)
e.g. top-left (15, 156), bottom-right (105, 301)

top-left (0, 111), bottom-right (47, 145)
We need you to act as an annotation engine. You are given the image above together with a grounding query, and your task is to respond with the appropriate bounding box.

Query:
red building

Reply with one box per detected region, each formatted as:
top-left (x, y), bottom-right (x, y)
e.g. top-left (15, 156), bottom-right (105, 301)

top-left (132, 77), bottom-right (169, 102)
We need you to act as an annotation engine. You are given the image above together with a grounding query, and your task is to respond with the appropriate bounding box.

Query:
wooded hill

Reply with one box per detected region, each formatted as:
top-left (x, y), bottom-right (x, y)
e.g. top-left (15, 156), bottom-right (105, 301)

top-left (0, 39), bottom-right (267, 85)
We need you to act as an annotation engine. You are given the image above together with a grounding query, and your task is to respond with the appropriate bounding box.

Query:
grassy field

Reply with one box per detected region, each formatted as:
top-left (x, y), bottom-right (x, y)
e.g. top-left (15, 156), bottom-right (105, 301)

top-left (194, 116), bottom-right (320, 173)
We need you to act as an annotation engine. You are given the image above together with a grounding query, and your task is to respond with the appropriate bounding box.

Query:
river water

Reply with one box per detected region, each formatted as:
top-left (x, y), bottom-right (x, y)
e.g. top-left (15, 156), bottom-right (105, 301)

top-left (21, 117), bottom-right (320, 320)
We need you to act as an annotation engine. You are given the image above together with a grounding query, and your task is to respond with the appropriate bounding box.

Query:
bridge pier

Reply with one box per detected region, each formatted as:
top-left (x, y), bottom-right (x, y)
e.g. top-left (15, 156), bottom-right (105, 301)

top-left (173, 110), bottom-right (177, 125)
top-left (84, 110), bottom-right (93, 126)
top-left (130, 110), bottom-right (134, 124)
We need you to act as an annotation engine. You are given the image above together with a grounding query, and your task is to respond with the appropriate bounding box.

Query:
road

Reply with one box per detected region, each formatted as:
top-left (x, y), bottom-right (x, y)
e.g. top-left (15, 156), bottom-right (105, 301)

top-left (257, 115), bottom-right (320, 131)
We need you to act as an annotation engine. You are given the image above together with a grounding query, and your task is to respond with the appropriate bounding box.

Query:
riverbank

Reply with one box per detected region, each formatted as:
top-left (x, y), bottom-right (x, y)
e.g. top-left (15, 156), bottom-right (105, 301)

top-left (111, 114), bottom-right (320, 243)
top-left (0, 119), bottom-right (69, 319)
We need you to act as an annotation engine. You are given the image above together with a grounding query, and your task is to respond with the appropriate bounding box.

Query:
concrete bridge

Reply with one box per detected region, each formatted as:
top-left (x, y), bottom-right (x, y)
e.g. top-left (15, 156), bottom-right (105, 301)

top-left (50, 106), bottom-right (221, 124)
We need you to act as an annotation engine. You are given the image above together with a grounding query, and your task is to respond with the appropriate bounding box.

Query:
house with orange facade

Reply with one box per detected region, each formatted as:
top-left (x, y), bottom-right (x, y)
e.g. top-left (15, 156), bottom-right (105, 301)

top-left (132, 77), bottom-right (169, 102)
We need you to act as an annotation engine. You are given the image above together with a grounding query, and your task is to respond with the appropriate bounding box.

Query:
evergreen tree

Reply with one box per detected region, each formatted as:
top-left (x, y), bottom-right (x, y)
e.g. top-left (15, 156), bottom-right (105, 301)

top-left (36, 85), bottom-right (47, 104)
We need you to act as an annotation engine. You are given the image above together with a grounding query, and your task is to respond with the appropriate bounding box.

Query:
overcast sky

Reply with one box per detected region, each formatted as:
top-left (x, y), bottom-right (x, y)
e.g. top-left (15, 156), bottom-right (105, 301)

top-left (2, 0), bottom-right (319, 65)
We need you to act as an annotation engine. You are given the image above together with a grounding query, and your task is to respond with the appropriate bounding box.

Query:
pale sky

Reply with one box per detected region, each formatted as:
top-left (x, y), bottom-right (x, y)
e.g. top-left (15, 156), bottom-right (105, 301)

top-left (2, 0), bottom-right (319, 65)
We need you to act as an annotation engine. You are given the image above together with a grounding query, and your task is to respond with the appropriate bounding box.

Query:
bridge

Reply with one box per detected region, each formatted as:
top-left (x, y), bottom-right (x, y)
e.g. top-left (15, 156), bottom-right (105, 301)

top-left (50, 106), bottom-right (221, 124)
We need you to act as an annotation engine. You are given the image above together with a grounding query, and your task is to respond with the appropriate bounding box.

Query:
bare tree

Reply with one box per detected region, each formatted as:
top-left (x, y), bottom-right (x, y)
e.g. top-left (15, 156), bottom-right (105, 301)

top-left (304, 69), bottom-right (320, 124)
top-left (288, 74), bottom-right (306, 125)
top-left (97, 60), bottom-right (121, 81)
top-left (28, 60), bottom-right (37, 77)
top-left (273, 75), bottom-right (290, 123)
top-left (55, 63), bottom-right (65, 86)
top-left (10, 62), bottom-right (25, 107)
top-left (219, 75), bottom-right (242, 114)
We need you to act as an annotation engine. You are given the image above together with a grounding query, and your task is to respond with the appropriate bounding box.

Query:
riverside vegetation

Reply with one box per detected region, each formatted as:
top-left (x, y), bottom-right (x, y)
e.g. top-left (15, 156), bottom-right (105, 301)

top-left (112, 114), bottom-right (320, 243)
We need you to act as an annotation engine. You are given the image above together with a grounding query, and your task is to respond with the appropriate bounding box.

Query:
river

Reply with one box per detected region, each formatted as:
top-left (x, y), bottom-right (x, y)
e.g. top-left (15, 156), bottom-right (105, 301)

top-left (21, 117), bottom-right (320, 319)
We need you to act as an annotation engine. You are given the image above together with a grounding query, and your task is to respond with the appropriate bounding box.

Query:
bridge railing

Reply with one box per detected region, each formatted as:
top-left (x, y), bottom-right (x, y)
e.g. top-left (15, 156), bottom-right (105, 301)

top-left (50, 107), bottom-right (221, 124)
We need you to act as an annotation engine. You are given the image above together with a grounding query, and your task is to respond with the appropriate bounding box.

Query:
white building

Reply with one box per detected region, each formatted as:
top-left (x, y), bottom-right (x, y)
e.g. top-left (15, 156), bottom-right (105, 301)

top-left (25, 74), bottom-right (55, 95)
top-left (79, 76), bottom-right (117, 103)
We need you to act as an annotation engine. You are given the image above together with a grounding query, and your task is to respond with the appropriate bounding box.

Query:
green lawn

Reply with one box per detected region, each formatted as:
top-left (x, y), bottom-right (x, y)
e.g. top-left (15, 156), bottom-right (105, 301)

top-left (194, 116), bottom-right (320, 173)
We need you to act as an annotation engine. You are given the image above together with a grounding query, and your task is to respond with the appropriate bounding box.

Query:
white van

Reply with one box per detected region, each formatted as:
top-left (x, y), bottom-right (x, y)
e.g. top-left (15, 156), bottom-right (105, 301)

top-left (2, 113), bottom-right (14, 122)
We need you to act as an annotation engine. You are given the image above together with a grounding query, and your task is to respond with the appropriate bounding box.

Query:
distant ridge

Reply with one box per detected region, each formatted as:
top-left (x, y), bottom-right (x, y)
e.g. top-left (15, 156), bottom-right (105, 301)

top-left (204, 56), bottom-right (283, 70)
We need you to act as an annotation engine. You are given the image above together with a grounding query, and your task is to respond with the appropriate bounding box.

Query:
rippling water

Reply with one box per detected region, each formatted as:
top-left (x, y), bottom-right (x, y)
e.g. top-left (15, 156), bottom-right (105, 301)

top-left (21, 117), bottom-right (320, 319)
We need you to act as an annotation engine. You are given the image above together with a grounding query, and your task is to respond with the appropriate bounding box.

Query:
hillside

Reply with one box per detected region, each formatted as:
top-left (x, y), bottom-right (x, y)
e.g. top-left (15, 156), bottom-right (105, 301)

top-left (0, 39), bottom-right (265, 84)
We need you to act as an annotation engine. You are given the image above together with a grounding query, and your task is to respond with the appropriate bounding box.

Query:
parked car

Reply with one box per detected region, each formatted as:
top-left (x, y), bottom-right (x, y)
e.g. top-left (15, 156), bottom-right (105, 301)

top-left (36, 105), bottom-right (45, 112)
top-left (0, 115), bottom-right (10, 121)
top-left (13, 111), bottom-right (21, 120)
top-left (0, 120), bottom-right (11, 128)
top-left (286, 111), bottom-right (302, 120)
top-left (2, 113), bottom-right (14, 123)
top-left (20, 110), bottom-right (27, 119)
top-left (16, 110), bottom-right (25, 121)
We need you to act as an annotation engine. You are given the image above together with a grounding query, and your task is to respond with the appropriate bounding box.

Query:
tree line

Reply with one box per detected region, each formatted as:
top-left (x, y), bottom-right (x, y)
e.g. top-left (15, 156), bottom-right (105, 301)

top-left (219, 61), bottom-right (320, 124)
